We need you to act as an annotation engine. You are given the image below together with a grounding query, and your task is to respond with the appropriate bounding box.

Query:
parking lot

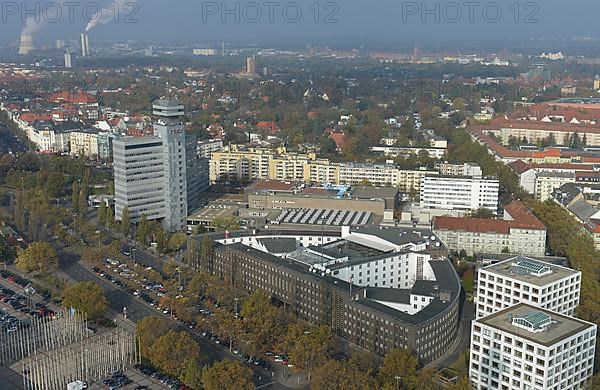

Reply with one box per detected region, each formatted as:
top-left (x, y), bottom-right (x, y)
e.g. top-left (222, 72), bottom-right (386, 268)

top-left (0, 271), bottom-right (58, 334)
top-left (88, 366), bottom-right (181, 390)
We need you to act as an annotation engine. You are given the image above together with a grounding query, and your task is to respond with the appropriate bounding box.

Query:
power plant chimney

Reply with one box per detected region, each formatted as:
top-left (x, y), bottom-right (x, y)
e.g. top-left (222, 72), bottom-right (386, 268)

top-left (81, 32), bottom-right (90, 57)
top-left (19, 33), bottom-right (34, 55)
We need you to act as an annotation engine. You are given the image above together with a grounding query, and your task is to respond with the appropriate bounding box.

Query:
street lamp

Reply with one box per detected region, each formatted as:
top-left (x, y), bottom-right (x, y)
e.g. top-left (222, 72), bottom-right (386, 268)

top-left (394, 375), bottom-right (401, 390)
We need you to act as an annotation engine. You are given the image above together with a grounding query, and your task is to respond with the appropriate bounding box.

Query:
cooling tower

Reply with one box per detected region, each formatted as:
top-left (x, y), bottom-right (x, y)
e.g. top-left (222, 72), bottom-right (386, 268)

top-left (19, 33), bottom-right (34, 55)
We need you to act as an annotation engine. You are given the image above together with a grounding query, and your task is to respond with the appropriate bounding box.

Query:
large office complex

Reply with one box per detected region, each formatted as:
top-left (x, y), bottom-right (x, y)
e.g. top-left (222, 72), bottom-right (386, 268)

top-left (113, 99), bottom-right (189, 232)
top-left (476, 256), bottom-right (581, 319)
top-left (469, 303), bottom-right (596, 390)
top-left (420, 175), bottom-right (500, 213)
top-left (191, 226), bottom-right (461, 363)
top-left (433, 201), bottom-right (547, 256)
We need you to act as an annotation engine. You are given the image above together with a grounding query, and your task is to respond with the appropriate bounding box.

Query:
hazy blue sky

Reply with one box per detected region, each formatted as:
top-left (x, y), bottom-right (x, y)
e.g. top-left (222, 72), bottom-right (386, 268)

top-left (2, 0), bottom-right (598, 49)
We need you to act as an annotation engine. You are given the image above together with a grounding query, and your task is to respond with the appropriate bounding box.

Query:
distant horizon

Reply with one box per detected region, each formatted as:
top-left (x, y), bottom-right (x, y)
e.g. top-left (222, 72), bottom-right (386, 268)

top-left (0, 0), bottom-right (598, 52)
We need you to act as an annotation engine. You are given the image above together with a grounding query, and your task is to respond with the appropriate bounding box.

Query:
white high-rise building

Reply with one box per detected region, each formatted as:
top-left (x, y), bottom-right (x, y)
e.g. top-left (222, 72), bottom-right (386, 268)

top-left (113, 99), bottom-right (188, 232)
top-left (113, 137), bottom-right (166, 224)
top-left (420, 175), bottom-right (500, 213)
top-left (476, 256), bottom-right (581, 319)
top-left (152, 99), bottom-right (188, 232)
top-left (64, 52), bottom-right (72, 68)
top-left (470, 303), bottom-right (596, 390)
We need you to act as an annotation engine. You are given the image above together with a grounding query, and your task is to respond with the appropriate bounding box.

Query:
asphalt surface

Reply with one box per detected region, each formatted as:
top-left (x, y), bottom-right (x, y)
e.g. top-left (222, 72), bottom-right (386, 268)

top-left (0, 122), bottom-right (27, 154)
top-left (58, 246), bottom-right (281, 389)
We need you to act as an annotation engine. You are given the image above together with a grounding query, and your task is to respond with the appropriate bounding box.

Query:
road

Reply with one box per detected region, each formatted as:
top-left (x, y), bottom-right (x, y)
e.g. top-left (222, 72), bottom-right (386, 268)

top-left (0, 122), bottom-right (27, 154)
top-left (428, 289), bottom-right (474, 370)
top-left (58, 247), bottom-right (283, 389)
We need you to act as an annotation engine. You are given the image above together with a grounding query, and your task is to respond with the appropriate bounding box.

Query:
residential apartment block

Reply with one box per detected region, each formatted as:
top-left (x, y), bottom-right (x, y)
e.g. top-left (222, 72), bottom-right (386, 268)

top-left (476, 256), bottom-right (581, 319)
top-left (469, 303), bottom-right (596, 390)
top-left (69, 129), bottom-right (99, 157)
top-left (433, 201), bottom-right (547, 257)
top-left (209, 145), bottom-right (437, 192)
top-left (535, 172), bottom-right (576, 201)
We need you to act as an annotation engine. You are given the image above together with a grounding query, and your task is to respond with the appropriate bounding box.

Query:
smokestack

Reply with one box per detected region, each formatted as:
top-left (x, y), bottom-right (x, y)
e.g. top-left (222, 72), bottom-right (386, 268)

top-left (19, 33), bottom-right (34, 55)
top-left (81, 33), bottom-right (87, 57)
top-left (85, 34), bottom-right (90, 56)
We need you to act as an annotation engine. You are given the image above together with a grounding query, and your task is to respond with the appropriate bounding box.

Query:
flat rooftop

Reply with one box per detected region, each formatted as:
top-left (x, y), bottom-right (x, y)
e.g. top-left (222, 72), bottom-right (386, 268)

top-left (482, 255), bottom-right (579, 286)
top-left (477, 303), bottom-right (595, 347)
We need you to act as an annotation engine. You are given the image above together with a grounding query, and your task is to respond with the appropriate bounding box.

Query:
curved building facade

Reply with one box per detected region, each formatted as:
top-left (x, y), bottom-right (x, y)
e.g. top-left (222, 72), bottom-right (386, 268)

top-left (192, 226), bottom-right (461, 363)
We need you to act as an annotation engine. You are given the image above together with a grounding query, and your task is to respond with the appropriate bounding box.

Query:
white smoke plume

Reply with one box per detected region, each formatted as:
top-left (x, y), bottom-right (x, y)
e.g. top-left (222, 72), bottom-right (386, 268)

top-left (85, 0), bottom-right (137, 32)
top-left (20, 0), bottom-right (67, 38)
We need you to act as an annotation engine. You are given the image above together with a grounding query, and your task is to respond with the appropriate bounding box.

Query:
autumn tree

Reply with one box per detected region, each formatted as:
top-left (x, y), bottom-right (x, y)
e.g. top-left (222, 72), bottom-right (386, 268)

top-left (312, 359), bottom-right (376, 390)
top-left (282, 324), bottom-right (331, 380)
top-left (136, 316), bottom-right (171, 359)
top-left (378, 348), bottom-right (419, 389)
top-left (16, 242), bottom-right (58, 274)
top-left (201, 359), bottom-right (253, 390)
top-left (148, 331), bottom-right (204, 379)
top-left (240, 290), bottom-right (280, 356)
top-left (61, 281), bottom-right (108, 320)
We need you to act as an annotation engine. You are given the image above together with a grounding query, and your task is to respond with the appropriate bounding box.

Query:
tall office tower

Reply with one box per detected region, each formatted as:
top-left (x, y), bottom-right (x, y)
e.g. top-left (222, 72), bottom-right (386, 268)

top-left (476, 256), bottom-right (581, 319)
top-left (113, 137), bottom-right (166, 225)
top-left (64, 52), bottom-right (72, 68)
top-left (246, 56), bottom-right (257, 75)
top-left (469, 303), bottom-right (596, 390)
top-left (185, 133), bottom-right (204, 212)
top-left (152, 99), bottom-right (188, 232)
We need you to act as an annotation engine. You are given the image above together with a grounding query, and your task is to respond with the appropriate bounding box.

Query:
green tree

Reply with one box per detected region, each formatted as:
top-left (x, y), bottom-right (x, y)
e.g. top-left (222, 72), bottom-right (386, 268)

top-left (182, 357), bottom-right (204, 390)
top-left (212, 216), bottom-right (240, 232)
top-left (61, 281), bottom-right (108, 320)
top-left (136, 214), bottom-right (149, 244)
top-left (72, 180), bottom-right (80, 213)
top-left (16, 242), bottom-right (58, 274)
top-left (106, 204), bottom-right (114, 228)
top-left (168, 232), bottom-right (187, 253)
top-left (98, 200), bottom-right (107, 226)
top-left (121, 207), bottom-right (131, 237)
top-left (199, 235), bottom-right (213, 270)
top-left (201, 359), bottom-right (253, 390)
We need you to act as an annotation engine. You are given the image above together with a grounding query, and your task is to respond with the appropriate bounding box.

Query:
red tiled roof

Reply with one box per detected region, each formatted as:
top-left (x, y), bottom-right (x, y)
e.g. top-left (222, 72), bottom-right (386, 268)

top-left (256, 121), bottom-right (279, 132)
top-left (508, 160), bottom-right (531, 174)
top-left (49, 91), bottom-right (97, 104)
top-left (434, 201), bottom-right (546, 234)
top-left (19, 113), bottom-right (52, 123)
top-left (503, 201), bottom-right (546, 230)
top-left (329, 132), bottom-right (347, 150)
